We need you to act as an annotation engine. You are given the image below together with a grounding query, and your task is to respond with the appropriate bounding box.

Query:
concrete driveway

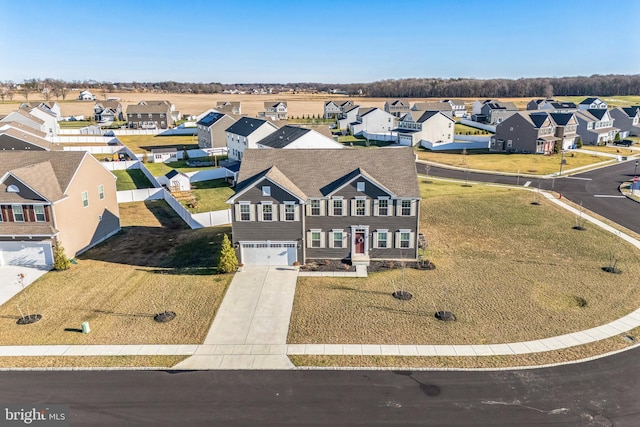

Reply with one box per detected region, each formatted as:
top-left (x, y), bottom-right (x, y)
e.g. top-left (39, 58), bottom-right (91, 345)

top-left (0, 266), bottom-right (51, 306)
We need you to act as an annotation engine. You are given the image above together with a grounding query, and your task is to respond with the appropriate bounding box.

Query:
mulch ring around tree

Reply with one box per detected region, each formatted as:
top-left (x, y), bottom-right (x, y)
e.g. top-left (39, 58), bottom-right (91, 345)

top-left (434, 311), bottom-right (456, 322)
top-left (17, 314), bottom-right (42, 325)
top-left (392, 290), bottom-right (413, 300)
top-left (154, 311), bottom-right (176, 323)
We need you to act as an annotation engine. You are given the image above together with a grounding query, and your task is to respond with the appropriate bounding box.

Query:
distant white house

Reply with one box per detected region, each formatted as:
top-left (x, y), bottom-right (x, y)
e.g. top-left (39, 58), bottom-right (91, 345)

top-left (396, 110), bottom-right (455, 147)
top-left (226, 117), bottom-right (279, 161)
top-left (78, 90), bottom-right (96, 101)
top-left (151, 147), bottom-right (178, 163)
top-left (255, 126), bottom-right (343, 150)
top-left (348, 107), bottom-right (395, 136)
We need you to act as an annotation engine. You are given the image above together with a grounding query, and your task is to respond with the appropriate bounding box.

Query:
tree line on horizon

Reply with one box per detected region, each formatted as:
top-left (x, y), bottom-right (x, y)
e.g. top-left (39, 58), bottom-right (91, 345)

top-left (1, 74), bottom-right (638, 102)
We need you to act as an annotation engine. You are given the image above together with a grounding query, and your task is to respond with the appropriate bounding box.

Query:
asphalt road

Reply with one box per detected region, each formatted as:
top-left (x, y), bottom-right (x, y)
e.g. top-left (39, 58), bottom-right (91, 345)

top-left (417, 160), bottom-right (640, 234)
top-left (1, 346), bottom-right (639, 426)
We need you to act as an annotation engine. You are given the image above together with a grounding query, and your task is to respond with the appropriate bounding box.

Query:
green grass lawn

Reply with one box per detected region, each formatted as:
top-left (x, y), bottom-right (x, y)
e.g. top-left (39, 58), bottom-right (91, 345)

top-left (112, 169), bottom-right (154, 190)
top-left (454, 123), bottom-right (492, 135)
top-left (0, 201), bottom-right (233, 346)
top-left (143, 157), bottom-right (223, 177)
top-left (338, 135), bottom-right (394, 148)
top-left (415, 148), bottom-right (613, 174)
top-left (289, 181), bottom-right (640, 354)
top-left (183, 179), bottom-right (234, 213)
top-left (119, 134), bottom-right (199, 154)
top-left (59, 120), bottom-right (94, 128)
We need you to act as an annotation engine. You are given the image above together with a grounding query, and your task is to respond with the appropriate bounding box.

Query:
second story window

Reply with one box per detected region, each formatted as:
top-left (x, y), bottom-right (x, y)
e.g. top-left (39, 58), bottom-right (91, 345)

top-left (262, 203), bottom-right (273, 221)
top-left (310, 200), bottom-right (321, 216)
top-left (98, 185), bottom-right (104, 200)
top-left (355, 199), bottom-right (366, 216)
top-left (82, 191), bottom-right (89, 208)
top-left (284, 203), bottom-right (295, 221)
top-left (332, 198), bottom-right (343, 216)
top-left (12, 205), bottom-right (24, 222)
top-left (378, 198), bottom-right (389, 216)
top-left (401, 200), bottom-right (412, 216)
top-left (34, 205), bottom-right (46, 222)
top-left (239, 203), bottom-right (251, 221)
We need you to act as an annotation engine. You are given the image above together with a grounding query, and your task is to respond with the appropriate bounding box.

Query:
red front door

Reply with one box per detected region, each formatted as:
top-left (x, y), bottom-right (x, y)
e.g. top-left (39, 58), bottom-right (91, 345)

top-left (355, 232), bottom-right (365, 254)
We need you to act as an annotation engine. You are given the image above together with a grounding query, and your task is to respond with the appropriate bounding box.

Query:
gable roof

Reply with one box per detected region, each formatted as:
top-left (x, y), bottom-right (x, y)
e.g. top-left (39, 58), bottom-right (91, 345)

top-left (126, 100), bottom-right (172, 114)
top-left (0, 121), bottom-right (47, 138)
top-left (264, 101), bottom-right (287, 109)
top-left (226, 117), bottom-right (276, 137)
top-left (358, 107), bottom-right (377, 117)
top-left (386, 99), bottom-right (410, 107)
top-left (0, 151), bottom-right (87, 202)
top-left (196, 111), bottom-right (228, 127)
top-left (621, 106), bottom-right (640, 117)
top-left (527, 112), bottom-right (551, 128)
top-left (549, 101), bottom-right (577, 109)
top-left (256, 125), bottom-right (311, 148)
top-left (235, 147), bottom-right (420, 199)
top-left (580, 97), bottom-right (601, 105)
top-left (587, 109), bottom-right (608, 120)
top-left (95, 100), bottom-right (122, 110)
top-left (0, 127), bottom-right (56, 150)
top-left (412, 102), bottom-right (450, 111)
top-left (549, 112), bottom-right (575, 126)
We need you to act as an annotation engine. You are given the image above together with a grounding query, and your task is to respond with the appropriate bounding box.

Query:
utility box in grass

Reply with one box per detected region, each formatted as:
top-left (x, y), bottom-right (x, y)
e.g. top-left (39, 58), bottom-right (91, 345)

top-left (82, 322), bottom-right (91, 334)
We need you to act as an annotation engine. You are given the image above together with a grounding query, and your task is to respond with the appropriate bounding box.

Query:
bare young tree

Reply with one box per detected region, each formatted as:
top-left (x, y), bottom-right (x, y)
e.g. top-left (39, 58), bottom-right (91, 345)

top-left (21, 86), bottom-right (30, 102)
top-left (0, 86), bottom-right (7, 104)
top-left (60, 86), bottom-right (68, 101)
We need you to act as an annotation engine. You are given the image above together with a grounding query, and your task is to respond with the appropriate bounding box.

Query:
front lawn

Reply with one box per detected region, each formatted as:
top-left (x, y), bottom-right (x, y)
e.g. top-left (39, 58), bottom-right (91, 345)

top-left (454, 123), bottom-right (492, 135)
top-left (415, 148), bottom-right (613, 174)
top-left (183, 179), bottom-right (235, 213)
top-left (112, 169), bottom-right (153, 190)
top-left (339, 135), bottom-right (394, 148)
top-left (288, 181), bottom-right (640, 349)
top-left (0, 201), bottom-right (233, 345)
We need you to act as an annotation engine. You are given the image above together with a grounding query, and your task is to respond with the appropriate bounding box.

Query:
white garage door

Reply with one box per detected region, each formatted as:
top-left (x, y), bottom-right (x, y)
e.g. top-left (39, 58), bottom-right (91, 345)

top-left (0, 242), bottom-right (53, 267)
top-left (241, 241), bottom-right (297, 266)
top-left (398, 134), bottom-right (413, 146)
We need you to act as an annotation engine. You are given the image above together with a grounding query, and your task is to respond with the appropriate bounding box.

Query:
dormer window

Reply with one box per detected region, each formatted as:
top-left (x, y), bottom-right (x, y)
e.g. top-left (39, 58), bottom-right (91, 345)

top-left (262, 186), bottom-right (271, 197)
top-left (6, 184), bottom-right (19, 193)
top-left (357, 181), bottom-right (365, 192)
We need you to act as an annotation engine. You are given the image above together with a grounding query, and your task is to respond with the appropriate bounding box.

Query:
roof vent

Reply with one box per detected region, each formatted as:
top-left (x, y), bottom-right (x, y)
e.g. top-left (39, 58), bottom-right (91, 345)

top-left (7, 184), bottom-right (20, 193)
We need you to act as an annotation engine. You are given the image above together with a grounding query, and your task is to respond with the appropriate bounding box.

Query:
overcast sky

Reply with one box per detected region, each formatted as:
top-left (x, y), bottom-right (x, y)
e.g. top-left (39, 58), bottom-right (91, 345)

top-left (2, 0), bottom-right (638, 84)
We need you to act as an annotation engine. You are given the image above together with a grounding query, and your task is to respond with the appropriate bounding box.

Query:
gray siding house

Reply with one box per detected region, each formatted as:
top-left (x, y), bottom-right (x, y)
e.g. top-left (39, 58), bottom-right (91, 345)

top-left (609, 106), bottom-right (640, 137)
top-left (491, 112), bottom-right (558, 154)
top-left (196, 111), bottom-right (236, 149)
top-left (384, 99), bottom-right (411, 117)
top-left (126, 101), bottom-right (174, 129)
top-left (228, 148), bottom-right (421, 266)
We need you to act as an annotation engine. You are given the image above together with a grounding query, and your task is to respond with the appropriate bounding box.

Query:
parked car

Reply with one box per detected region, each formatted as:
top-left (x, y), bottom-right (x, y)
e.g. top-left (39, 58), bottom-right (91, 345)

top-left (615, 139), bottom-right (634, 146)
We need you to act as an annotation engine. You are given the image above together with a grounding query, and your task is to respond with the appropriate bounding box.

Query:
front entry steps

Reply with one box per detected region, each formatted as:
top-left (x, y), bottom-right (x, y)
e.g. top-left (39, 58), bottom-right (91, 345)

top-left (355, 265), bottom-right (368, 278)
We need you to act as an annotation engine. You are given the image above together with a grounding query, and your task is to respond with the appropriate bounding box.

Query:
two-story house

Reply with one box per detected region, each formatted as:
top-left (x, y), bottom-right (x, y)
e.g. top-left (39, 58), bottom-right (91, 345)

top-left (255, 126), bottom-right (343, 150)
top-left (490, 112), bottom-right (558, 154)
top-left (578, 97), bottom-right (607, 110)
top-left (609, 106), bottom-right (640, 137)
top-left (527, 99), bottom-right (577, 112)
top-left (348, 108), bottom-right (395, 137)
top-left (227, 147), bottom-right (420, 266)
top-left (215, 101), bottom-right (242, 115)
top-left (226, 117), bottom-right (279, 161)
top-left (549, 112), bottom-right (579, 150)
top-left (383, 99), bottom-right (411, 118)
top-left (411, 102), bottom-right (453, 118)
top-left (395, 111), bottom-right (454, 147)
top-left (0, 151), bottom-right (120, 267)
top-left (338, 105), bottom-right (360, 131)
top-left (478, 101), bottom-right (518, 125)
top-left (126, 101), bottom-right (174, 129)
top-left (259, 101), bottom-right (288, 120)
top-left (324, 100), bottom-right (354, 119)
top-left (575, 109), bottom-right (619, 145)
top-left (442, 99), bottom-right (466, 117)
top-left (196, 111), bottom-right (236, 149)
top-left (19, 102), bottom-right (62, 121)
top-left (94, 100), bottom-right (124, 122)
top-left (0, 110), bottom-right (47, 136)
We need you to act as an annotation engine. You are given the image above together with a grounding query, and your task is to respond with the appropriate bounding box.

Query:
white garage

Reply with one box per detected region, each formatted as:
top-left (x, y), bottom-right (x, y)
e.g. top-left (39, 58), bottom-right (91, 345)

top-left (240, 241), bottom-right (297, 266)
top-left (0, 242), bottom-right (54, 267)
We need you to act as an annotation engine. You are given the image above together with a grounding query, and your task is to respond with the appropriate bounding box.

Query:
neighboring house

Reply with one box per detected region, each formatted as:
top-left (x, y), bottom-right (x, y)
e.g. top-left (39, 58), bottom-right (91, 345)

top-left (526, 99), bottom-right (577, 112)
top-left (215, 101), bottom-right (242, 115)
top-left (575, 109), bottom-right (619, 145)
top-left (490, 112), bottom-right (558, 154)
top-left (337, 105), bottom-right (360, 131)
top-left (255, 125), bottom-right (343, 150)
top-left (20, 102), bottom-right (62, 121)
top-left (609, 106), bottom-right (640, 137)
top-left (477, 101), bottom-right (518, 124)
top-left (78, 90), bottom-right (96, 101)
top-left (324, 100), bottom-right (354, 119)
top-left (196, 111), bottom-right (236, 149)
top-left (578, 97), bottom-right (607, 110)
top-left (126, 100), bottom-right (175, 129)
top-left (0, 126), bottom-right (57, 151)
top-left (0, 110), bottom-right (47, 135)
top-left (16, 104), bottom-right (59, 137)
top-left (258, 101), bottom-right (288, 120)
top-left (442, 99), bottom-right (466, 117)
top-left (383, 99), bottom-right (411, 118)
top-left (0, 121), bottom-right (48, 140)
top-left (411, 102), bottom-right (453, 118)
top-left (395, 111), bottom-right (454, 147)
top-left (472, 99), bottom-right (499, 116)
top-left (160, 170), bottom-right (190, 192)
top-left (348, 108), bottom-right (395, 136)
top-left (151, 147), bottom-right (178, 163)
top-left (549, 112), bottom-right (579, 150)
top-left (93, 100), bottom-right (124, 122)
top-left (227, 147), bottom-right (421, 266)
top-left (0, 151), bottom-right (120, 267)
top-left (226, 117), bottom-right (279, 161)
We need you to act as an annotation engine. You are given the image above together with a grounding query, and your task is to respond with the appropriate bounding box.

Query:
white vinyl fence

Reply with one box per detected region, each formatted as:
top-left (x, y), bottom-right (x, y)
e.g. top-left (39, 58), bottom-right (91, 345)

top-left (51, 136), bottom-right (118, 144)
top-left (116, 188), bottom-right (164, 203)
top-left (420, 140), bottom-right (490, 151)
top-left (361, 131), bottom-right (397, 142)
top-left (454, 134), bottom-right (492, 143)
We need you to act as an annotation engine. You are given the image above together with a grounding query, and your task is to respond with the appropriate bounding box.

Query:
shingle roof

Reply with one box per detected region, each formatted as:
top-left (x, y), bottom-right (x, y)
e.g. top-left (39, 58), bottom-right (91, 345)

top-left (412, 102), bottom-right (450, 111)
top-left (126, 100), bottom-right (172, 115)
top-left (621, 106), bottom-right (640, 117)
top-left (587, 109), bottom-right (608, 120)
top-left (225, 117), bottom-right (275, 137)
top-left (580, 97), bottom-right (600, 105)
top-left (358, 107), bottom-right (376, 117)
top-left (0, 121), bottom-right (47, 138)
top-left (549, 102), bottom-right (577, 109)
top-left (528, 112), bottom-right (550, 128)
top-left (0, 223), bottom-right (58, 237)
top-left (235, 147), bottom-right (420, 199)
top-left (0, 127), bottom-right (55, 150)
top-left (256, 126), bottom-right (311, 148)
top-left (549, 112), bottom-right (575, 126)
top-left (0, 151), bottom-right (86, 202)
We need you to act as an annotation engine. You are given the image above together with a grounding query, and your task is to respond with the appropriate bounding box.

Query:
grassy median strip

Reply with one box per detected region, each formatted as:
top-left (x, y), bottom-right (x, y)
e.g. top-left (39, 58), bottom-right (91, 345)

top-left (288, 181), bottom-right (640, 350)
top-left (0, 201), bottom-right (232, 346)
top-left (0, 356), bottom-right (188, 369)
top-left (415, 149), bottom-right (612, 175)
